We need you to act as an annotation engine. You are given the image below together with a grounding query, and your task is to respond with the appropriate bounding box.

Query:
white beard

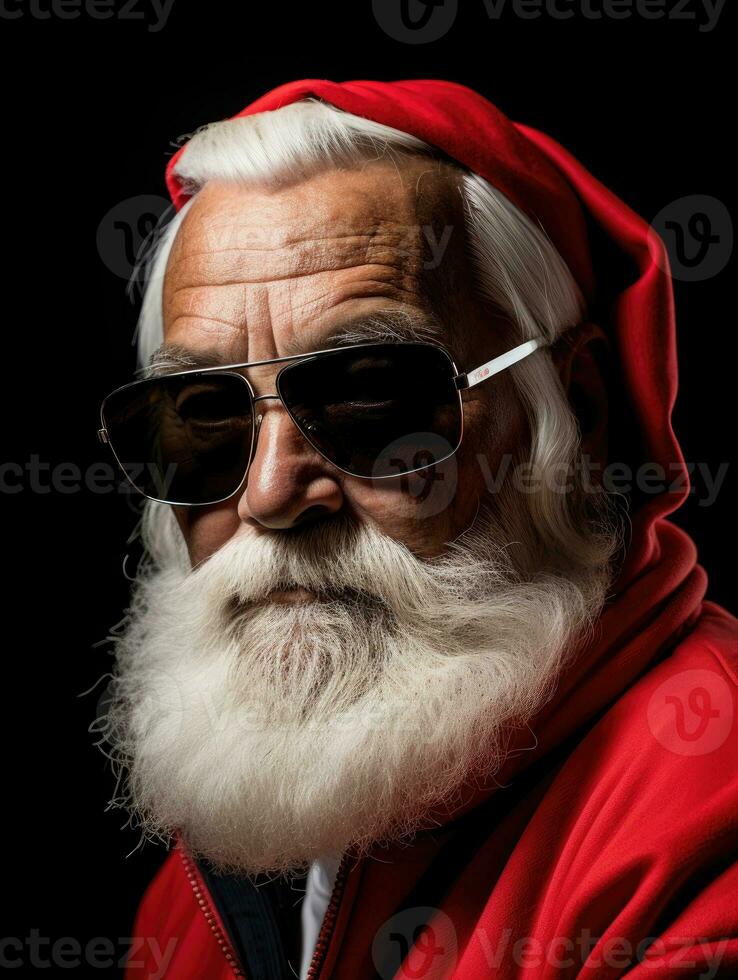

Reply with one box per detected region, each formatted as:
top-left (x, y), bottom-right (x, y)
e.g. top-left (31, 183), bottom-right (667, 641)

top-left (103, 498), bottom-right (613, 877)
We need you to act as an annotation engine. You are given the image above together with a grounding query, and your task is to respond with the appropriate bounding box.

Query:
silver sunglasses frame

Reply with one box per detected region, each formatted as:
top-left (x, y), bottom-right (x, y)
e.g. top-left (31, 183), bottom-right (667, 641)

top-left (98, 337), bottom-right (544, 506)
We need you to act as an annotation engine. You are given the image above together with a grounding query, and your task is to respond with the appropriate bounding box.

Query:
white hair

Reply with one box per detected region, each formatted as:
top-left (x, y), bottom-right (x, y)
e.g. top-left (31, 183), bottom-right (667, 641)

top-left (100, 101), bottom-right (622, 873)
top-left (133, 98), bottom-right (613, 574)
top-left (136, 99), bottom-right (582, 365)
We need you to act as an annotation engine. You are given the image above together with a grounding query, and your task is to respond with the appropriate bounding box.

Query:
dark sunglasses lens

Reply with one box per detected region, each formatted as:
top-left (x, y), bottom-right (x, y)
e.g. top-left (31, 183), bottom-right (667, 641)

top-left (278, 344), bottom-right (462, 478)
top-left (102, 373), bottom-right (254, 504)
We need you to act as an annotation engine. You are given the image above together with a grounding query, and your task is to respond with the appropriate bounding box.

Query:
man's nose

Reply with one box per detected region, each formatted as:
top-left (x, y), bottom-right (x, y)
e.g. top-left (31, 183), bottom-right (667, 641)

top-left (237, 397), bottom-right (344, 530)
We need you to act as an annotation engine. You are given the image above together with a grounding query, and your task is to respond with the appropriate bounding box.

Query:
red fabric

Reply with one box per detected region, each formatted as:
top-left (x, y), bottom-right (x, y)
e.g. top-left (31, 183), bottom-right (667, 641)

top-left (127, 80), bottom-right (738, 978)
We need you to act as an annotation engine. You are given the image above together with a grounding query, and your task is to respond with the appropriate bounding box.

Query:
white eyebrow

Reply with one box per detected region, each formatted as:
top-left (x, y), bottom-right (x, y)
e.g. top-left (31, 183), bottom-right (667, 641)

top-left (139, 344), bottom-right (210, 379)
top-left (320, 309), bottom-right (446, 347)
top-left (142, 310), bottom-right (450, 379)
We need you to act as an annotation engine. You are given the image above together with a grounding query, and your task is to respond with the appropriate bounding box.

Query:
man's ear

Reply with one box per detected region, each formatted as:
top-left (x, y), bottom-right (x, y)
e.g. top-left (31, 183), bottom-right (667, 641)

top-left (551, 321), bottom-right (610, 466)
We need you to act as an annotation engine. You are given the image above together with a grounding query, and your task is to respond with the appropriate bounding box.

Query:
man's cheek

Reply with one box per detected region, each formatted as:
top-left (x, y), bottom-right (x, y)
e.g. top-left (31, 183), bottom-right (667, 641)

top-left (176, 504), bottom-right (242, 566)
top-left (346, 467), bottom-right (467, 555)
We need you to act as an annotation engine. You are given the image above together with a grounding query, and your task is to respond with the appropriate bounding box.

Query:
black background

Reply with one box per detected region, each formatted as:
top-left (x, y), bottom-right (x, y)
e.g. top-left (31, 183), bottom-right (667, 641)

top-left (2, 1), bottom-right (734, 972)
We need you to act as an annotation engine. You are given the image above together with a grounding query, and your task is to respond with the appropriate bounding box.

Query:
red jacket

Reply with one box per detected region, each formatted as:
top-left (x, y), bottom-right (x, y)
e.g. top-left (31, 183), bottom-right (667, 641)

top-left (124, 80), bottom-right (738, 979)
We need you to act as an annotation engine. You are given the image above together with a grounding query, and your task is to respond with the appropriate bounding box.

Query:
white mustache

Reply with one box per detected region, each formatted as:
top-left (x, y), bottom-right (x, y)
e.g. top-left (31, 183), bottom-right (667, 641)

top-left (104, 496), bottom-right (616, 875)
top-left (184, 513), bottom-right (496, 617)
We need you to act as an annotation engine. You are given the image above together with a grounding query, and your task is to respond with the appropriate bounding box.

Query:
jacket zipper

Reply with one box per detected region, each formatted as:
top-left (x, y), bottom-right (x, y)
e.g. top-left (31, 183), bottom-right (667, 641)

top-left (305, 852), bottom-right (351, 980)
top-left (178, 845), bottom-right (246, 979)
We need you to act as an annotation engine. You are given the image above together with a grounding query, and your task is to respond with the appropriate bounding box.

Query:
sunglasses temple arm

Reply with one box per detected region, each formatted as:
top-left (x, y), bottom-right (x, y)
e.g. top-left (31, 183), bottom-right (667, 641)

top-left (454, 338), bottom-right (545, 390)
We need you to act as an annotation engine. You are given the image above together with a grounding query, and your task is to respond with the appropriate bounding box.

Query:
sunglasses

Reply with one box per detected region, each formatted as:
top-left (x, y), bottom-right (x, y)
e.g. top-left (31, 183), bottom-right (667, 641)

top-left (97, 337), bottom-right (544, 506)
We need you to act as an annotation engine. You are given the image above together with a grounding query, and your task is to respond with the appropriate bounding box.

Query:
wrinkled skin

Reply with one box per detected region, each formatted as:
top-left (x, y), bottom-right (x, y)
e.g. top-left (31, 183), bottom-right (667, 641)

top-left (161, 159), bottom-right (607, 572)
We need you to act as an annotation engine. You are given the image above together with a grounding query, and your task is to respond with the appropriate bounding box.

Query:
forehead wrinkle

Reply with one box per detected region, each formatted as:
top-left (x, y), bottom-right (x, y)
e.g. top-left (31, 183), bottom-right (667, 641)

top-left (167, 281), bottom-right (248, 313)
top-left (167, 259), bottom-right (404, 288)
top-left (169, 174), bottom-right (431, 271)
top-left (173, 158), bottom-right (452, 262)
top-left (165, 264), bottom-right (428, 342)
top-left (165, 227), bottom-right (427, 288)
top-left (165, 256), bottom-right (427, 344)
top-left (164, 282), bottom-right (250, 349)
top-left (166, 316), bottom-right (249, 346)
top-left (146, 306), bottom-right (448, 378)
top-left (164, 256), bottom-right (422, 305)
top-left (164, 320), bottom-right (249, 361)
top-left (271, 278), bottom-right (430, 337)
top-left (173, 227), bottom-right (414, 255)
top-left (161, 162), bottom-right (458, 365)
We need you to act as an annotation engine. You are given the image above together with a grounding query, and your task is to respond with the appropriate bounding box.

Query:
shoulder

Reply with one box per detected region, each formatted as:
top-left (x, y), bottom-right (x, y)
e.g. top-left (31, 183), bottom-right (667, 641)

top-left (562, 601), bottom-right (738, 821)
top-left (521, 602), bottom-right (738, 973)
top-left (602, 599), bottom-right (738, 777)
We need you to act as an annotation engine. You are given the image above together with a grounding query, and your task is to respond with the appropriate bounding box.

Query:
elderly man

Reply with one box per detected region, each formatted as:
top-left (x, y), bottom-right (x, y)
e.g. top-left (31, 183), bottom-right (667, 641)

top-left (98, 80), bottom-right (738, 979)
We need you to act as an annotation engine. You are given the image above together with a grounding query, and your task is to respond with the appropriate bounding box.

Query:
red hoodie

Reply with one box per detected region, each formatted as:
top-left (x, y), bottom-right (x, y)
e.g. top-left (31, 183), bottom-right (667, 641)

top-left (124, 80), bottom-right (738, 979)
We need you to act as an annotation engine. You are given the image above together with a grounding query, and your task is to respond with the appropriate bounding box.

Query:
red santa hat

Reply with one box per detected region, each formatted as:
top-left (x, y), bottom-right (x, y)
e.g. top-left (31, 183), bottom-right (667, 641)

top-left (164, 78), bottom-right (687, 591)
